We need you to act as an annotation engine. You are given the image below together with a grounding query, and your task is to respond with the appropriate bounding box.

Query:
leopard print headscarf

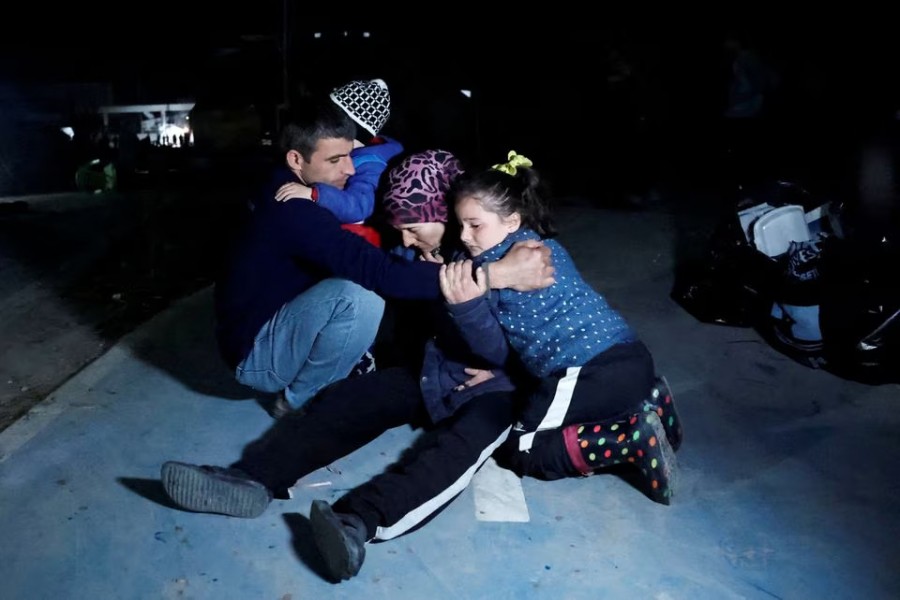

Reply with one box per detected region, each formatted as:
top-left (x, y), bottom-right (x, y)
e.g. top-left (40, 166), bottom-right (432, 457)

top-left (382, 150), bottom-right (463, 225)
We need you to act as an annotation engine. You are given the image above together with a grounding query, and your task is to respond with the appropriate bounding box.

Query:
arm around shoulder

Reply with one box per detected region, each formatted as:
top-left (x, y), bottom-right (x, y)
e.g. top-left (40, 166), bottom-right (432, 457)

top-left (489, 240), bottom-right (555, 291)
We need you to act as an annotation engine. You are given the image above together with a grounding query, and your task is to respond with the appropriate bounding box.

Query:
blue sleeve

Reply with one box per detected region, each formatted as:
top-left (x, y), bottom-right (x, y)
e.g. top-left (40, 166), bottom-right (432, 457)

top-left (314, 156), bottom-right (383, 223)
top-left (314, 139), bottom-right (403, 223)
top-left (445, 295), bottom-right (510, 367)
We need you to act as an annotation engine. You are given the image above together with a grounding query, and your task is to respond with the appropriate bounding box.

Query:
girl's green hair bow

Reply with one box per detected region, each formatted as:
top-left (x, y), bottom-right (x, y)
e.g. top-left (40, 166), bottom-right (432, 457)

top-left (491, 151), bottom-right (533, 176)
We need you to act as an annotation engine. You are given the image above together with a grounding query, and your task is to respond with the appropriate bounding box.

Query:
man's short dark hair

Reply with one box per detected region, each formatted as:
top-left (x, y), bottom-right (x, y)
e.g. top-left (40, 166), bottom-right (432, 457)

top-left (279, 99), bottom-right (356, 161)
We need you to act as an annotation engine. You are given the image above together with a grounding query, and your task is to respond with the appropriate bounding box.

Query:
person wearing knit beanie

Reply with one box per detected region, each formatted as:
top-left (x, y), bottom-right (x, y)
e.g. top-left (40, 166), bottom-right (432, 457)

top-left (306, 78), bottom-right (396, 244)
top-left (272, 89), bottom-right (403, 247)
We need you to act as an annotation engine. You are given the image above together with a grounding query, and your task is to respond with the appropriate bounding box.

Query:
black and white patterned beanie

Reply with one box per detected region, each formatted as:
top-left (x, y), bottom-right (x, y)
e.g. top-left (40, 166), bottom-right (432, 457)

top-left (329, 78), bottom-right (391, 138)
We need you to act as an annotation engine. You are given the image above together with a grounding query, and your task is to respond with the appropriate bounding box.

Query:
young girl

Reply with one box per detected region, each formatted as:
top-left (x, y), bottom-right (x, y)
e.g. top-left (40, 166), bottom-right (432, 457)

top-left (440, 151), bottom-right (682, 504)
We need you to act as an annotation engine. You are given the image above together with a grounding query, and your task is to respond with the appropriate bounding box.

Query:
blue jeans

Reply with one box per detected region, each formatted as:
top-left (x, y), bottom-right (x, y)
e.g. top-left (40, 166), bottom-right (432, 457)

top-left (235, 278), bottom-right (384, 409)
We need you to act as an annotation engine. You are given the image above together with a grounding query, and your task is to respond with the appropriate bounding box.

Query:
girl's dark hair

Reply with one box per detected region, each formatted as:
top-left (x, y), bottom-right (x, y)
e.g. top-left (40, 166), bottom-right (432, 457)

top-left (451, 164), bottom-right (557, 238)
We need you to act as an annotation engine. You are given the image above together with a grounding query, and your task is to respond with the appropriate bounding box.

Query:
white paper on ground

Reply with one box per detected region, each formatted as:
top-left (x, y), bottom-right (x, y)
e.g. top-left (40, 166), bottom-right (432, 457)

top-left (471, 457), bottom-right (530, 522)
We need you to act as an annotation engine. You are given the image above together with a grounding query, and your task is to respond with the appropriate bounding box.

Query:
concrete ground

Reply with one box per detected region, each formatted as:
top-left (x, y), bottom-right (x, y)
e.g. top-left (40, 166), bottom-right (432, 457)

top-left (0, 188), bottom-right (230, 431)
top-left (0, 205), bottom-right (898, 599)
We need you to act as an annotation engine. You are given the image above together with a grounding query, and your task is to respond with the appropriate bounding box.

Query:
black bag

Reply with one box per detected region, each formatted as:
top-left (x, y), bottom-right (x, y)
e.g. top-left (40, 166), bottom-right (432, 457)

top-left (671, 180), bottom-right (828, 328)
top-left (671, 216), bottom-right (779, 327)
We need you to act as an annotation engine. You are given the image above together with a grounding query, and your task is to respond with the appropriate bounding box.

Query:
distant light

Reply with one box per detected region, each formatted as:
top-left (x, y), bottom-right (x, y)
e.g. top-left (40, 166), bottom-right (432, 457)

top-left (343, 30), bottom-right (348, 37)
top-left (460, 89), bottom-right (472, 98)
top-left (314, 32), bottom-right (322, 39)
top-left (159, 124), bottom-right (190, 147)
top-left (362, 31), bottom-right (371, 38)
top-left (60, 127), bottom-right (75, 140)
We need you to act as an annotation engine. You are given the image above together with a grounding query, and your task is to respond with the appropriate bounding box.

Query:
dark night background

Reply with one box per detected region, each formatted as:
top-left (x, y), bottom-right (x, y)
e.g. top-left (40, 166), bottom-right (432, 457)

top-left (3, 6), bottom-right (900, 204)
